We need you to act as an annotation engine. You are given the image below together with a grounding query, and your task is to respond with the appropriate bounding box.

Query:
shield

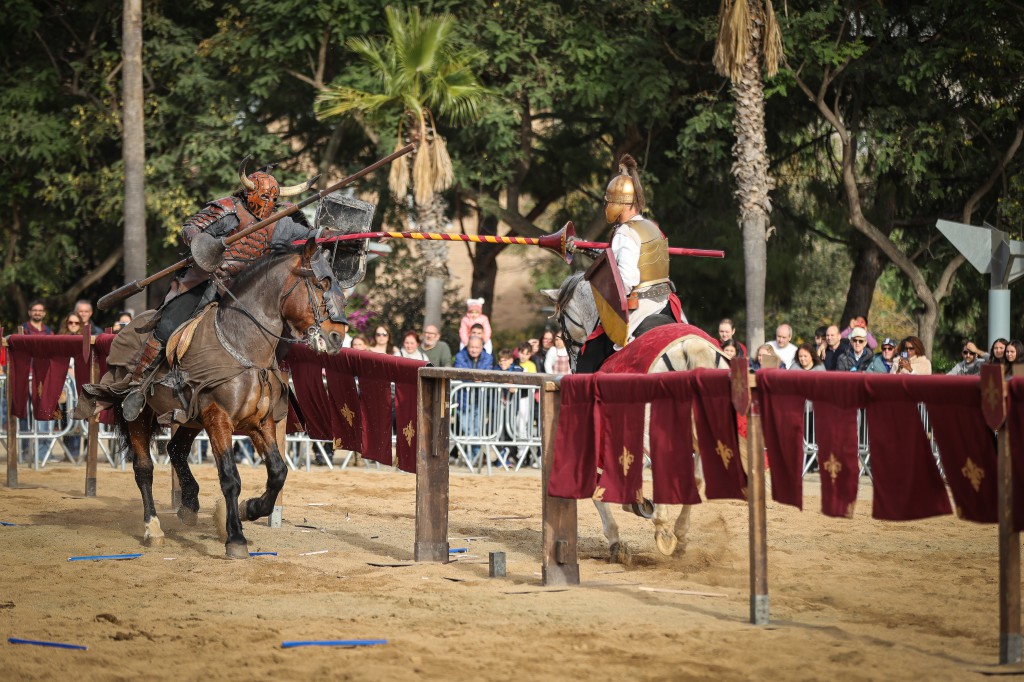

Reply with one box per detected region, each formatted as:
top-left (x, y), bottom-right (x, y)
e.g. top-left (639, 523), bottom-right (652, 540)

top-left (585, 250), bottom-right (629, 347)
top-left (314, 192), bottom-right (376, 288)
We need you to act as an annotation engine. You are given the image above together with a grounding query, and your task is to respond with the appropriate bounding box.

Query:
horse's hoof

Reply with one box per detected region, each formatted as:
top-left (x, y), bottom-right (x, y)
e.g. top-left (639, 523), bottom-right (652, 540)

top-left (609, 541), bottom-right (634, 566)
top-left (143, 517), bottom-right (164, 546)
top-left (177, 506), bottom-right (199, 527)
top-left (656, 529), bottom-right (678, 556)
top-left (213, 498), bottom-right (228, 541)
top-left (225, 542), bottom-right (249, 560)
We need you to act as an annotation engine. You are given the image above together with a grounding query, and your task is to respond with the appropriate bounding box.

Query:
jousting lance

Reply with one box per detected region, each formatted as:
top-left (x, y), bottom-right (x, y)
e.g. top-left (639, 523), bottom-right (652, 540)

top-left (301, 221), bottom-right (724, 264)
top-left (97, 142), bottom-right (418, 311)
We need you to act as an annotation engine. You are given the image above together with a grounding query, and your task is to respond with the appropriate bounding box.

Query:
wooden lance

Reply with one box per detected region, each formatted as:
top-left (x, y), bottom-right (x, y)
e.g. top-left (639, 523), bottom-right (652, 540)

top-left (97, 143), bottom-right (417, 310)
top-left (303, 221), bottom-right (725, 263)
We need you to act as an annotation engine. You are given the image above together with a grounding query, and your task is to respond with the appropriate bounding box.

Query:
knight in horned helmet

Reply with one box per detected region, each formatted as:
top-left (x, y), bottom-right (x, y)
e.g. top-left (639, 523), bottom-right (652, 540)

top-left (575, 154), bottom-right (685, 373)
top-left (120, 158), bottom-right (323, 420)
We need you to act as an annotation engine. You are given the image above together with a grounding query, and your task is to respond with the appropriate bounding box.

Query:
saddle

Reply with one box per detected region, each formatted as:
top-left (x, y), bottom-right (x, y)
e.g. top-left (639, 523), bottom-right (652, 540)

top-left (165, 303), bottom-right (217, 366)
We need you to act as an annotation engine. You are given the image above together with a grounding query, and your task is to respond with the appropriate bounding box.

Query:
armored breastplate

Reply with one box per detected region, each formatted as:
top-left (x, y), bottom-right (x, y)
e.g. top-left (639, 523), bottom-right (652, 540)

top-left (217, 207), bottom-right (276, 280)
top-left (629, 218), bottom-right (670, 289)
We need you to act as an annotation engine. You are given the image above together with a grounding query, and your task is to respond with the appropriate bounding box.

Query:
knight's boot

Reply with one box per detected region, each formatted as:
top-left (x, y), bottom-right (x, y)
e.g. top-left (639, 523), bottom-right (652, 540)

top-left (122, 337), bottom-right (164, 422)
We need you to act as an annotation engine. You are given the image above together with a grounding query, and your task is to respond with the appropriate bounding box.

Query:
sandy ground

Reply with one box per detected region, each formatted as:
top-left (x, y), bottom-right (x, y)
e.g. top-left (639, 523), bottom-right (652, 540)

top-left (0, 456), bottom-right (1017, 681)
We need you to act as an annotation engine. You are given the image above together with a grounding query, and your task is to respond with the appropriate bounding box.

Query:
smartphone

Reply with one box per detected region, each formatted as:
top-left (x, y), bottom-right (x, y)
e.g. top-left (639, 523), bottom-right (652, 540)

top-left (900, 351), bottom-right (908, 360)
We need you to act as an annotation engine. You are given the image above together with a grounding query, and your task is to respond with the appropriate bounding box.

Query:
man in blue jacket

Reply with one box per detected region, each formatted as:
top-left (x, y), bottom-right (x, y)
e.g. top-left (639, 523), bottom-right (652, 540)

top-left (453, 336), bottom-right (494, 370)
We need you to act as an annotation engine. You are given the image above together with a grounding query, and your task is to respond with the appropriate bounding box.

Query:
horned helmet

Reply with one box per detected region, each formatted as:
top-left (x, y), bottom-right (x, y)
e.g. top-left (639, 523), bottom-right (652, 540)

top-left (238, 157), bottom-right (318, 220)
top-left (603, 154), bottom-right (647, 225)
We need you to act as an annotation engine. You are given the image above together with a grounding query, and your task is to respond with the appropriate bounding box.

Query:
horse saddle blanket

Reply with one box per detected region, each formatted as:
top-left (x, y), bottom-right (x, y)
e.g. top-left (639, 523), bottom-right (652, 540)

top-left (166, 303), bottom-right (217, 366)
top-left (598, 323), bottom-right (720, 374)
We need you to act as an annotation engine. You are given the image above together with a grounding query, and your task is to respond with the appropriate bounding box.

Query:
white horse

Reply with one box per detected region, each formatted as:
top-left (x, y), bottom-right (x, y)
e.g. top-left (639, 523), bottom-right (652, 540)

top-left (543, 272), bottom-right (726, 564)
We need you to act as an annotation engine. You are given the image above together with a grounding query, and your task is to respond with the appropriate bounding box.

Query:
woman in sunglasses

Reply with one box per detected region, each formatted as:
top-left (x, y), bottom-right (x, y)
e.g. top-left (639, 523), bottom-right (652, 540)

top-left (891, 336), bottom-right (932, 375)
top-left (368, 326), bottom-right (398, 355)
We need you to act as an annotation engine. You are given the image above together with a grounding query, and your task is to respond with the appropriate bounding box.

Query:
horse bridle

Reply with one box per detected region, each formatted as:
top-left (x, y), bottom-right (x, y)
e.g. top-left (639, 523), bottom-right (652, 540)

top-left (216, 250), bottom-right (346, 352)
top-left (556, 306), bottom-right (589, 370)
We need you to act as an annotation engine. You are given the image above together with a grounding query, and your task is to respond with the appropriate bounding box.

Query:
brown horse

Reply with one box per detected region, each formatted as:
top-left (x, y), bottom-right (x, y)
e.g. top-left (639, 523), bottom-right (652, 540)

top-left (84, 239), bottom-right (349, 558)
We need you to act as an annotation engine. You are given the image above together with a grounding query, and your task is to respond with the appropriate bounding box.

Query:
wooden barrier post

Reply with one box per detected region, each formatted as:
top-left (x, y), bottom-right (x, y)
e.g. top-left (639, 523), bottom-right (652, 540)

top-left (748, 382), bottom-right (769, 624)
top-left (85, 340), bottom-right (99, 497)
top-left (5, 336), bottom-right (16, 489)
top-left (732, 357), bottom-right (768, 624)
top-left (414, 371), bottom-right (451, 562)
top-left (982, 365), bottom-right (1021, 663)
top-left (541, 378), bottom-right (579, 586)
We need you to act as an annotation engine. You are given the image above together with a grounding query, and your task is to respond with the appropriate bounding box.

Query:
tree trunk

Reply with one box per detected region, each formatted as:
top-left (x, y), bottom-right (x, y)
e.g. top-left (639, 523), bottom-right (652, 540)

top-left (415, 194), bottom-right (449, 329)
top-left (840, 238), bottom-right (887, 326)
top-left (731, 10), bottom-right (774, 352)
top-left (122, 0), bottom-right (147, 315)
top-left (470, 209), bottom-right (502, 316)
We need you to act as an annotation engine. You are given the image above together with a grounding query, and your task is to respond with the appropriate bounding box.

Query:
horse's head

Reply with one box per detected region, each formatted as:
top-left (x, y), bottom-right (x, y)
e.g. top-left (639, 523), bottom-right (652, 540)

top-left (542, 271), bottom-right (597, 373)
top-left (281, 239), bottom-right (350, 353)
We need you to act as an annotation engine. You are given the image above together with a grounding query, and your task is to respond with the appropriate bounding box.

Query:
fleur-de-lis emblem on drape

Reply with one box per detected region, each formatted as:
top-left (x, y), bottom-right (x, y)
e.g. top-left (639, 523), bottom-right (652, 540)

top-left (962, 457), bottom-right (985, 493)
top-left (403, 421), bottom-right (415, 446)
top-left (593, 486), bottom-right (606, 501)
top-left (823, 453), bottom-right (842, 483)
top-left (340, 403), bottom-right (354, 427)
top-left (620, 447), bottom-right (635, 475)
top-left (983, 380), bottom-right (1003, 418)
top-left (715, 440), bottom-right (733, 469)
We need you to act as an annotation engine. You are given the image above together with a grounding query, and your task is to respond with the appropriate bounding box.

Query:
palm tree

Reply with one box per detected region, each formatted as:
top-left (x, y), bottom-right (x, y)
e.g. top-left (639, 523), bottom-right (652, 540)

top-left (122, 0), bottom-right (146, 314)
top-left (712, 0), bottom-right (783, 351)
top-left (316, 6), bottom-right (488, 329)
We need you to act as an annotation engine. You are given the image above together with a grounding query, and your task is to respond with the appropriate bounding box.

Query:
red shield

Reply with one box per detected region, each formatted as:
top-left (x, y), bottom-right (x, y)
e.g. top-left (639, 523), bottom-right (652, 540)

top-left (585, 250), bottom-right (629, 347)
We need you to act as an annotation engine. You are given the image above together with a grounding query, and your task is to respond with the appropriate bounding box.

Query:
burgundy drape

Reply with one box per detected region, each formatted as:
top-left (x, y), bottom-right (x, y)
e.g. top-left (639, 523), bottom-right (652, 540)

top-left (287, 346), bottom-right (423, 472)
top-left (863, 377), bottom-right (952, 521)
top-left (550, 375), bottom-right (599, 499)
top-left (691, 369), bottom-right (746, 500)
top-left (7, 335), bottom-right (89, 420)
top-left (899, 375), bottom-right (998, 525)
top-left (550, 373), bottom-right (707, 504)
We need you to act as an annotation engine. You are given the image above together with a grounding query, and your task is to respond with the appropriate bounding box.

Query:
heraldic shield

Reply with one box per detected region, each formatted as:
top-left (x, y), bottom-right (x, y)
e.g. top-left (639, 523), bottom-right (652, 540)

top-left (585, 249), bottom-right (630, 347)
top-left (314, 193), bottom-right (376, 289)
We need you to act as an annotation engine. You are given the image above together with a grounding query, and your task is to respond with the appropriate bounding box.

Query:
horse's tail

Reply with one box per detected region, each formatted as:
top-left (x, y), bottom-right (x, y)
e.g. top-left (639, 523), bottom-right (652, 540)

top-left (110, 404), bottom-right (133, 463)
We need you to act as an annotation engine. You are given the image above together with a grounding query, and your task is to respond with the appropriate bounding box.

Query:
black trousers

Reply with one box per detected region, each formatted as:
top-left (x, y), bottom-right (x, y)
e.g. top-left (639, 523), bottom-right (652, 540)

top-left (575, 301), bottom-right (677, 374)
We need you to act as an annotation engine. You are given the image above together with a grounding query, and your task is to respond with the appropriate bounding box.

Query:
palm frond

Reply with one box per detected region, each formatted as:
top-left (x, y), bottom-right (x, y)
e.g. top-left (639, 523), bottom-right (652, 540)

top-left (428, 113), bottom-right (453, 192)
top-left (764, 0), bottom-right (784, 77)
top-left (388, 136), bottom-right (411, 199)
top-left (412, 111), bottom-right (434, 206)
top-left (713, 0), bottom-right (750, 82)
top-left (315, 88), bottom-right (394, 120)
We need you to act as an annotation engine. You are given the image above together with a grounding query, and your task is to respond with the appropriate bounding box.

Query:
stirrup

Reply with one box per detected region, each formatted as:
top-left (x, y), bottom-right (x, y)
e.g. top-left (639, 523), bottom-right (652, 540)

top-left (122, 389), bottom-right (146, 422)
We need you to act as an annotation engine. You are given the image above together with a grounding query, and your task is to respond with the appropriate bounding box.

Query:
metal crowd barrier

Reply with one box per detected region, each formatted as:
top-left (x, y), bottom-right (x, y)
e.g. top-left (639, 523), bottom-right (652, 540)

top-left (449, 380), bottom-right (543, 474)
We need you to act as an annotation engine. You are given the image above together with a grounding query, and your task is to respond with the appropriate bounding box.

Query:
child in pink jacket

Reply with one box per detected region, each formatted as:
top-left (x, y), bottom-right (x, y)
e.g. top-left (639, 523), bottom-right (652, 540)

top-left (458, 298), bottom-right (492, 351)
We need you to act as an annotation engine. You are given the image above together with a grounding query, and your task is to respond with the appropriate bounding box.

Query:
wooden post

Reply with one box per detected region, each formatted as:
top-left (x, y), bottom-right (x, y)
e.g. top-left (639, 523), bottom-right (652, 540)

top-left (541, 378), bottom-right (579, 586)
top-left (747, 379), bottom-right (769, 624)
top-left (85, 340), bottom-right (99, 497)
top-left (414, 372), bottom-right (450, 562)
top-left (5, 336), bottom-right (16, 489)
top-left (998, 422), bottom-right (1021, 663)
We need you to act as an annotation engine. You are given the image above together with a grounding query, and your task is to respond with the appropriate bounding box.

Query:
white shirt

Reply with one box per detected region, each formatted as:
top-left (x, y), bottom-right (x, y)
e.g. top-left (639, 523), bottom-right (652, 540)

top-left (768, 341), bottom-right (797, 368)
top-left (610, 219), bottom-right (642, 292)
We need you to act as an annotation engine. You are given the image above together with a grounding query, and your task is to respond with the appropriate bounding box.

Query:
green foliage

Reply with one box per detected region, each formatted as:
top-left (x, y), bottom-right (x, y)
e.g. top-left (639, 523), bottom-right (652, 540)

top-left (2, 0), bottom-right (1023, 361)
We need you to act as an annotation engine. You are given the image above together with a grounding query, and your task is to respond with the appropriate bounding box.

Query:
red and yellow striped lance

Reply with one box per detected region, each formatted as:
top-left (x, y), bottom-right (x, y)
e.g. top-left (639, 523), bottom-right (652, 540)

top-left (305, 221), bottom-right (724, 264)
